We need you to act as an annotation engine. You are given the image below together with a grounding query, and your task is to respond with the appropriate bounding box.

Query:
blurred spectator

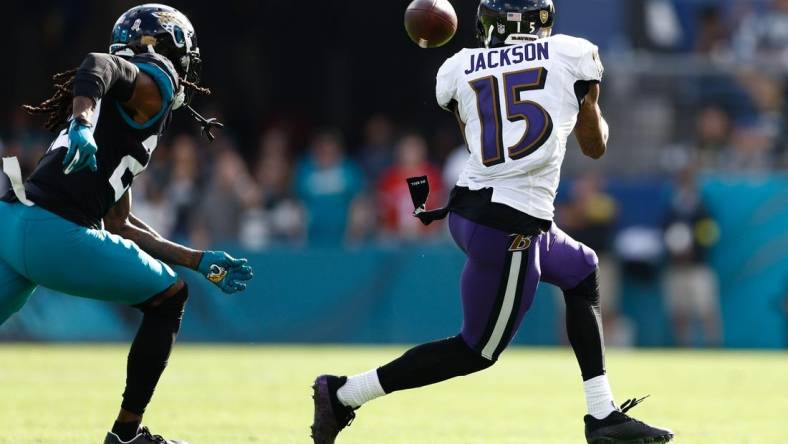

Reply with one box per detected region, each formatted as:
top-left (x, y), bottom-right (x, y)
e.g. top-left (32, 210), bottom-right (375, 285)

top-left (731, 0), bottom-right (788, 167)
top-left (377, 133), bottom-right (444, 240)
top-left (559, 173), bottom-right (619, 251)
top-left (132, 174), bottom-right (176, 238)
top-left (559, 172), bottom-right (629, 346)
top-left (166, 134), bottom-right (203, 241)
top-left (247, 128), bottom-right (304, 248)
top-left (734, 0), bottom-right (788, 66)
top-left (668, 103), bottom-right (778, 173)
top-left (723, 122), bottom-right (776, 171)
top-left (736, 70), bottom-right (784, 116)
top-left (255, 128), bottom-right (290, 167)
top-left (192, 142), bottom-right (258, 248)
top-left (662, 166), bottom-right (721, 347)
top-left (357, 114), bottom-right (396, 181)
top-left (631, 0), bottom-right (683, 51)
top-left (295, 129), bottom-right (366, 246)
top-left (694, 106), bottom-right (733, 168)
top-left (346, 194), bottom-right (378, 246)
top-left (694, 6), bottom-right (730, 57)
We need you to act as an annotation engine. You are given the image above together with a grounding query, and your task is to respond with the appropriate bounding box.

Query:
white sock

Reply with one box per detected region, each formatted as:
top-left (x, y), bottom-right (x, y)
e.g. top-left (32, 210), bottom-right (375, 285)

top-left (336, 369), bottom-right (386, 408)
top-left (584, 374), bottom-right (617, 419)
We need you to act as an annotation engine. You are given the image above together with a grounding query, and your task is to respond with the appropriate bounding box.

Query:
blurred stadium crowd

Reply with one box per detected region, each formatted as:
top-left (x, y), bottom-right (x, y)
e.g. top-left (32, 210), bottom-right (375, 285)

top-left (1, 1), bottom-right (785, 245)
top-left (619, 0), bottom-right (788, 173)
top-left (0, 0), bottom-right (786, 346)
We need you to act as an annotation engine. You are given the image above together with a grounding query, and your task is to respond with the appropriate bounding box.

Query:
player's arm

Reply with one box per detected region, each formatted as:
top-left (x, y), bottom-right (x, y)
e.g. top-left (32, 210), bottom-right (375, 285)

top-left (74, 53), bottom-right (166, 123)
top-left (574, 82), bottom-right (608, 160)
top-left (104, 191), bottom-right (254, 293)
top-left (104, 190), bottom-right (201, 269)
top-left (128, 213), bottom-right (163, 238)
top-left (436, 52), bottom-right (461, 112)
top-left (69, 71), bottom-right (160, 138)
top-left (120, 70), bottom-right (164, 123)
top-left (64, 54), bottom-right (162, 174)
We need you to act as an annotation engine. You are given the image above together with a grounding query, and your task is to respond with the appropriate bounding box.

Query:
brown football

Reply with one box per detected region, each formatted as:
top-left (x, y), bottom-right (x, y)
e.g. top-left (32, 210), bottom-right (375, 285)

top-left (404, 0), bottom-right (458, 48)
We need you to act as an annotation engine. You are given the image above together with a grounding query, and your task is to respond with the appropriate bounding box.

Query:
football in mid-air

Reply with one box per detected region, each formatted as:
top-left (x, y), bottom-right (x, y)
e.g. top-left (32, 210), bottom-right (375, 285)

top-left (404, 0), bottom-right (458, 48)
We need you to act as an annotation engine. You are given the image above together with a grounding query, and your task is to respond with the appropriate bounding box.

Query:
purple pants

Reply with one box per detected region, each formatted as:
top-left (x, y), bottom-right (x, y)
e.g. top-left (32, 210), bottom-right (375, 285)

top-left (449, 212), bottom-right (598, 361)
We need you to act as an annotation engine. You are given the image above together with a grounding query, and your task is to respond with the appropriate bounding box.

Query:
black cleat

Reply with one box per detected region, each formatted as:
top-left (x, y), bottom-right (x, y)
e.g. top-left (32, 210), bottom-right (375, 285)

top-left (103, 426), bottom-right (187, 444)
top-left (585, 396), bottom-right (673, 444)
top-left (311, 375), bottom-right (358, 444)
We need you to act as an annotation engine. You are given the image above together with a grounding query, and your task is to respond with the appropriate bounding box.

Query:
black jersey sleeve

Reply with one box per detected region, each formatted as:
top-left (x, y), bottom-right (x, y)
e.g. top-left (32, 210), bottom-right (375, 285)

top-left (73, 53), bottom-right (139, 103)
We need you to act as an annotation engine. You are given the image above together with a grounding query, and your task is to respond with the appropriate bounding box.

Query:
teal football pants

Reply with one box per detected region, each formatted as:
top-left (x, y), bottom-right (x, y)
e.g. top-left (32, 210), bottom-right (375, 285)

top-left (0, 201), bottom-right (178, 324)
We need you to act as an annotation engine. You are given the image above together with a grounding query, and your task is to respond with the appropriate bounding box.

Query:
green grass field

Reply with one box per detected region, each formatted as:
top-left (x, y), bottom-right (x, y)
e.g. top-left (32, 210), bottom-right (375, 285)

top-left (0, 345), bottom-right (785, 443)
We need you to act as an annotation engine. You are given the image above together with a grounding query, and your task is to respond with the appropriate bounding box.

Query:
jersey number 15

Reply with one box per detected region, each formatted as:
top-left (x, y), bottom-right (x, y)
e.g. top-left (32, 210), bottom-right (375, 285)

top-left (469, 67), bottom-right (553, 167)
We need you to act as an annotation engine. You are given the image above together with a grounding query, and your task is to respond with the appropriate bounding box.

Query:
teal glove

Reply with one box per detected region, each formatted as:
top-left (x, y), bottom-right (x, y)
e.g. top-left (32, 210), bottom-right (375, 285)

top-left (197, 251), bottom-right (254, 294)
top-left (63, 119), bottom-right (98, 175)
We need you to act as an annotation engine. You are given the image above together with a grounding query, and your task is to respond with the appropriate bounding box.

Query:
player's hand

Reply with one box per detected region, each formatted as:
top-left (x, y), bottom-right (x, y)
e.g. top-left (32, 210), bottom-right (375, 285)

top-left (197, 250), bottom-right (254, 294)
top-left (63, 119), bottom-right (98, 175)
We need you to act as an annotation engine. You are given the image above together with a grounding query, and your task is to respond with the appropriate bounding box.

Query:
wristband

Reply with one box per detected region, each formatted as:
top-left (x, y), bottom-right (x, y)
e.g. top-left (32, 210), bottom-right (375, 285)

top-left (73, 116), bottom-right (93, 128)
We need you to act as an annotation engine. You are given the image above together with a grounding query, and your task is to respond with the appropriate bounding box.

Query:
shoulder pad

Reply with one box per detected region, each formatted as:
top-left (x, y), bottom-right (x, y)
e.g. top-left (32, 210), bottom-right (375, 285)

top-left (130, 52), bottom-right (180, 87)
top-left (549, 34), bottom-right (596, 58)
top-left (549, 34), bottom-right (603, 82)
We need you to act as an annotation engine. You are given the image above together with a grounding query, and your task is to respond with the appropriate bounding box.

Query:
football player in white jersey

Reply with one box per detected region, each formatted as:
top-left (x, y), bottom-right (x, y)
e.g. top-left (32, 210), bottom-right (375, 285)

top-left (311, 1), bottom-right (673, 443)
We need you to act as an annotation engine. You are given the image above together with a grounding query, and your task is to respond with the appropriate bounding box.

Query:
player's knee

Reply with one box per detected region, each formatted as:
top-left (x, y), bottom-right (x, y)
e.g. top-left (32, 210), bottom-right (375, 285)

top-left (155, 283), bottom-right (189, 318)
top-left (564, 269), bottom-right (600, 306)
top-left (136, 281), bottom-right (189, 320)
top-left (455, 334), bottom-right (497, 371)
top-left (581, 244), bottom-right (599, 269)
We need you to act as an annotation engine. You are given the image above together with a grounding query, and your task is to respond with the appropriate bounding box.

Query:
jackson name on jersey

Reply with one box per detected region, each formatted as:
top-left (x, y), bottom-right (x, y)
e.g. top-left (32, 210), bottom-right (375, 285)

top-left (437, 34), bottom-right (604, 221)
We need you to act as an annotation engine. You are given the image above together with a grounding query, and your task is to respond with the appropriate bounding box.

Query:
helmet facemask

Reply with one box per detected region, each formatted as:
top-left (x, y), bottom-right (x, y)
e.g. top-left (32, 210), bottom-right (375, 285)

top-left (149, 9), bottom-right (201, 108)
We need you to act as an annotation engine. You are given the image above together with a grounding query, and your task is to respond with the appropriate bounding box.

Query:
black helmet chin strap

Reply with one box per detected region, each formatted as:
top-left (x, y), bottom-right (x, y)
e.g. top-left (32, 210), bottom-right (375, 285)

top-left (184, 105), bottom-right (223, 142)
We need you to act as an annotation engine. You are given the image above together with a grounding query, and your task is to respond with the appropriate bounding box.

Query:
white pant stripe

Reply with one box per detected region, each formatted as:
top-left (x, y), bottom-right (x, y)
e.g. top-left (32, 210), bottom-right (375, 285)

top-left (481, 251), bottom-right (522, 360)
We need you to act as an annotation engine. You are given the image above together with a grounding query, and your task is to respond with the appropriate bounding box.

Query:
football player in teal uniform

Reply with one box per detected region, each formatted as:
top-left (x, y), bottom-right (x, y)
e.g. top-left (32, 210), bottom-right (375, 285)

top-left (0, 4), bottom-right (252, 443)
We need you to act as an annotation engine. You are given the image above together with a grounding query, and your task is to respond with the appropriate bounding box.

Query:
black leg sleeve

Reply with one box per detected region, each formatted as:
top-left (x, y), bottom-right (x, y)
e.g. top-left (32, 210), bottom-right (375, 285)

top-left (377, 335), bottom-right (494, 394)
top-left (563, 270), bottom-right (606, 381)
top-left (121, 284), bottom-right (188, 416)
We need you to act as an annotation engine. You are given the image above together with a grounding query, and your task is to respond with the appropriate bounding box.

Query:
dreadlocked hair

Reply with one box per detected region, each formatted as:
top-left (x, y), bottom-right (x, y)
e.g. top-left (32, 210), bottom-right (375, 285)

top-left (22, 69), bottom-right (211, 133)
top-left (181, 78), bottom-right (211, 96)
top-left (22, 68), bottom-right (78, 132)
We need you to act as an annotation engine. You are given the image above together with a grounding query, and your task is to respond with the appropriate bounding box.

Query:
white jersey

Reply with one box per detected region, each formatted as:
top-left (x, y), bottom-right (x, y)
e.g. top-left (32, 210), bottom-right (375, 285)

top-left (436, 34), bottom-right (604, 221)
